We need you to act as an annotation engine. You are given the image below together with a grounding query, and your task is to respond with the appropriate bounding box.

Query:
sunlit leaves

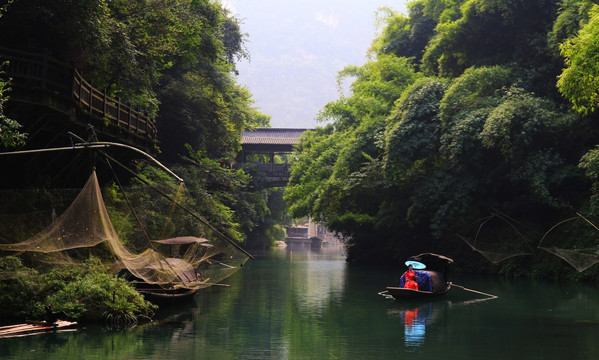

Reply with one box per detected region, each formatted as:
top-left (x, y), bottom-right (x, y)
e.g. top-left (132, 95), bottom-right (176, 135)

top-left (285, 128), bottom-right (341, 220)
top-left (370, 4), bottom-right (436, 64)
top-left (422, 0), bottom-right (560, 78)
top-left (350, 55), bottom-right (420, 102)
top-left (557, 4), bottom-right (599, 114)
top-left (548, 0), bottom-right (595, 50)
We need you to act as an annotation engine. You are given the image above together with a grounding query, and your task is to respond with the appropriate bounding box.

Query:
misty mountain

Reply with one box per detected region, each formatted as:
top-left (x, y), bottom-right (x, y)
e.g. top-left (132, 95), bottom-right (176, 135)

top-left (228, 0), bottom-right (408, 128)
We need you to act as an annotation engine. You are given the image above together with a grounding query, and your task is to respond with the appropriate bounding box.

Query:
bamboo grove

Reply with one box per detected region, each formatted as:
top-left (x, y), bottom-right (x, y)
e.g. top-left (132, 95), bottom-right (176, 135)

top-left (283, 0), bottom-right (599, 278)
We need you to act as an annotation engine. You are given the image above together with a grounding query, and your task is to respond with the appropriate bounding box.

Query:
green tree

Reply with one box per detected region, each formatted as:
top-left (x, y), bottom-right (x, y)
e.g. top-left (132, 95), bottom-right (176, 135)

top-left (0, 0), bottom-right (264, 161)
top-left (548, 0), bottom-right (595, 48)
top-left (557, 4), bottom-right (599, 114)
top-left (422, 0), bottom-right (560, 81)
top-left (286, 45), bottom-right (421, 262)
top-left (370, 0), bottom-right (466, 64)
top-left (0, 74), bottom-right (26, 148)
top-left (0, 257), bottom-right (156, 324)
top-left (285, 127), bottom-right (340, 220)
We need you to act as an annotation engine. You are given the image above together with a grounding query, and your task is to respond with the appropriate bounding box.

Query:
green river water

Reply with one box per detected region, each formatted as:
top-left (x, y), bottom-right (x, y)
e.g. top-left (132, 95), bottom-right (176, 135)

top-left (1, 246), bottom-right (599, 360)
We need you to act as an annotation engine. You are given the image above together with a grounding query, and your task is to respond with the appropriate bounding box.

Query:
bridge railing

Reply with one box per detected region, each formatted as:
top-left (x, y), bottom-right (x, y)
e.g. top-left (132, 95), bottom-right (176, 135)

top-left (254, 163), bottom-right (292, 175)
top-left (0, 47), bottom-right (157, 141)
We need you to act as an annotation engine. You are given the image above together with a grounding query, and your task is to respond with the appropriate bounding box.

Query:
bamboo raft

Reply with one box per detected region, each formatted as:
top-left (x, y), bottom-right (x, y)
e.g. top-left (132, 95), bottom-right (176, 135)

top-left (0, 320), bottom-right (77, 338)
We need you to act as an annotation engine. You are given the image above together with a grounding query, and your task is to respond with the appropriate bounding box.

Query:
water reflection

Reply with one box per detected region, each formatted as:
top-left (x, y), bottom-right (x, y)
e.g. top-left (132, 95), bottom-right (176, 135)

top-left (387, 302), bottom-right (435, 347)
top-left (401, 304), bottom-right (429, 346)
top-left (282, 247), bottom-right (346, 314)
top-left (384, 284), bottom-right (499, 348)
top-left (4, 252), bottom-right (599, 359)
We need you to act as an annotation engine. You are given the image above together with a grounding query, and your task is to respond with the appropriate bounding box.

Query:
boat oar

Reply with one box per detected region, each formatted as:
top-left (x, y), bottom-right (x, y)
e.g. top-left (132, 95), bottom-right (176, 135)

top-left (450, 282), bottom-right (498, 299)
top-left (377, 290), bottom-right (394, 300)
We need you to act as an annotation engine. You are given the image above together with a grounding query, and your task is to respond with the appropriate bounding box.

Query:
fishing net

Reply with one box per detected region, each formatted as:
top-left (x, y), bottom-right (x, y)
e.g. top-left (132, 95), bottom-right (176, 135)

top-left (538, 213), bottom-right (599, 272)
top-left (0, 170), bottom-right (250, 290)
top-left (456, 211), bottom-right (535, 264)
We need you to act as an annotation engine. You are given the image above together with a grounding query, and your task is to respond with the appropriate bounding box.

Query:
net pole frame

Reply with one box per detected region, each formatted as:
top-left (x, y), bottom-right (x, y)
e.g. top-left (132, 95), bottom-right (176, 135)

top-left (1, 133), bottom-right (254, 260)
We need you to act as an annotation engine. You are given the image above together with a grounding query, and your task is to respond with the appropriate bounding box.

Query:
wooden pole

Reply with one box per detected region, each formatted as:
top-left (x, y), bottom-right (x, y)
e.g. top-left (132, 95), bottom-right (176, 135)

top-left (450, 282), bottom-right (498, 299)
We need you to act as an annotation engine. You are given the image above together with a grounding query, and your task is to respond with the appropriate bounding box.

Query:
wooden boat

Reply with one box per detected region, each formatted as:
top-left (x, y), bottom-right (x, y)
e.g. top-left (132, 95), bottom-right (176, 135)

top-left (385, 253), bottom-right (453, 300)
top-left (118, 247), bottom-right (203, 303)
top-left (0, 320), bottom-right (77, 338)
top-left (131, 281), bottom-right (199, 302)
top-left (386, 282), bottom-right (451, 299)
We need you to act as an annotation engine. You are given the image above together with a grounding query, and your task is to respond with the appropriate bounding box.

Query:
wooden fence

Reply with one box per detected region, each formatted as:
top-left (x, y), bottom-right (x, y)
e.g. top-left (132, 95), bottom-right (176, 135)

top-left (0, 47), bottom-right (157, 141)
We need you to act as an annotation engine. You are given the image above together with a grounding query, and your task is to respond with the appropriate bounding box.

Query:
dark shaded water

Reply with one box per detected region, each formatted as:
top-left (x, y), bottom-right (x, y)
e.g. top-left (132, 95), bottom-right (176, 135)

top-left (2, 247), bottom-right (599, 359)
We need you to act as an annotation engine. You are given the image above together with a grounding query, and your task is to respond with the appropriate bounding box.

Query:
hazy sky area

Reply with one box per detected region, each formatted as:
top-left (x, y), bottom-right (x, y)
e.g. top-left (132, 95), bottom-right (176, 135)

top-left (223, 0), bottom-right (410, 129)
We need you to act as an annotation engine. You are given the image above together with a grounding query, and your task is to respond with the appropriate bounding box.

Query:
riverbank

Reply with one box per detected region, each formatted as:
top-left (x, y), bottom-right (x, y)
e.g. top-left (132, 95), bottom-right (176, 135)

top-left (0, 257), bottom-right (157, 326)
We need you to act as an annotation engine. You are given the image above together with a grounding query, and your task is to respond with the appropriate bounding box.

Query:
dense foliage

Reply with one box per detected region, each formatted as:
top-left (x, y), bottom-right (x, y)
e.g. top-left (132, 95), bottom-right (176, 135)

top-left (0, 0), bottom-right (276, 245)
top-left (0, 74), bottom-right (25, 148)
top-left (0, 0), bottom-right (270, 161)
top-left (0, 256), bottom-right (156, 324)
top-left (557, 4), bottom-right (599, 114)
top-left (284, 0), bottom-right (599, 278)
top-left (0, 0), bottom-right (280, 323)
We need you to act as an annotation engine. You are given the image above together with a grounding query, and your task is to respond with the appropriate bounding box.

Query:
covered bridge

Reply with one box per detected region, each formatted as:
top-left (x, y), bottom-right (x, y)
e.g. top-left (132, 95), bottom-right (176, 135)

top-left (239, 128), bottom-right (311, 187)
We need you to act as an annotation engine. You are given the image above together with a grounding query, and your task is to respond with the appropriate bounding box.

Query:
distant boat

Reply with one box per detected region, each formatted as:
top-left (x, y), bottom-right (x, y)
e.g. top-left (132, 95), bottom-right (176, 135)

top-left (385, 253), bottom-right (453, 300)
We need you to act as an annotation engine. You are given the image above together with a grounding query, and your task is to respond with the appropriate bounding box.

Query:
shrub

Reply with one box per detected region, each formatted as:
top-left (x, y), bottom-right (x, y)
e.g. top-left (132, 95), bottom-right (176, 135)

top-left (0, 256), bottom-right (156, 325)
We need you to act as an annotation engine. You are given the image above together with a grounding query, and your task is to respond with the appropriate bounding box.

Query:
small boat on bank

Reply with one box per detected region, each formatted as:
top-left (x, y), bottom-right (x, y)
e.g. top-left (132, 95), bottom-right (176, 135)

top-left (118, 255), bottom-right (202, 303)
top-left (0, 320), bottom-right (77, 338)
top-left (131, 283), bottom-right (199, 302)
top-left (384, 253), bottom-right (453, 300)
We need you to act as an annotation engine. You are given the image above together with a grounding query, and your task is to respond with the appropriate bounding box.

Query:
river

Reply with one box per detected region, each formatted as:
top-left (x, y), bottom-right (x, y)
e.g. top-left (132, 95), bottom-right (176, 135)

top-left (2, 246), bottom-right (599, 359)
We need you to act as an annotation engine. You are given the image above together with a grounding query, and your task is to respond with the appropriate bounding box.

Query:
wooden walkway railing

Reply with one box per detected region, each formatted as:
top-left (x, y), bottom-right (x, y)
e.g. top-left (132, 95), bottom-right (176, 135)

top-left (72, 69), bottom-right (156, 139)
top-left (0, 47), bottom-right (157, 142)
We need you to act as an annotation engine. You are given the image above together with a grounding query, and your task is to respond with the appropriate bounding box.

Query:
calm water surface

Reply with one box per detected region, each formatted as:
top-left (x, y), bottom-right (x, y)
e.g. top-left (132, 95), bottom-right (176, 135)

top-left (2, 247), bottom-right (599, 359)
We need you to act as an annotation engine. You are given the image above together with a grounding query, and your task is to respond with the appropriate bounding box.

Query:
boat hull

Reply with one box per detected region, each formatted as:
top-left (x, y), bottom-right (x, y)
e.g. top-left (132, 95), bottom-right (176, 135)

top-left (133, 284), bottom-right (198, 303)
top-left (385, 284), bottom-right (450, 299)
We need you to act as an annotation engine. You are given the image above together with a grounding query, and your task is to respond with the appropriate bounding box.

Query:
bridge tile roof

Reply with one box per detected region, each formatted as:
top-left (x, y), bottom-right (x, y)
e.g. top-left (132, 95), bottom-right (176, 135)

top-left (242, 128), bottom-right (310, 145)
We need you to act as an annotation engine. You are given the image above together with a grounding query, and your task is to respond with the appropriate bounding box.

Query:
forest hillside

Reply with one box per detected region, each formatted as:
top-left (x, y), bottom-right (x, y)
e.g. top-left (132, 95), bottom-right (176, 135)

top-left (284, 0), bottom-right (599, 280)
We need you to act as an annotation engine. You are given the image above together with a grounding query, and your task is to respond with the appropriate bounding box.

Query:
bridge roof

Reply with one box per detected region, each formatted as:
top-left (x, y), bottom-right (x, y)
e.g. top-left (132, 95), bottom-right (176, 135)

top-left (242, 128), bottom-right (310, 145)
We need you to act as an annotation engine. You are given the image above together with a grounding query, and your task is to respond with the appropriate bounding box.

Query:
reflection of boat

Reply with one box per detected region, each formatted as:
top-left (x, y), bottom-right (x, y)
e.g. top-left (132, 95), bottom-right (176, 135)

top-left (385, 253), bottom-right (453, 300)
top-left (401, 303), bottom-right (431, 346)
top-left (386, 301), bottom-right (437, 347)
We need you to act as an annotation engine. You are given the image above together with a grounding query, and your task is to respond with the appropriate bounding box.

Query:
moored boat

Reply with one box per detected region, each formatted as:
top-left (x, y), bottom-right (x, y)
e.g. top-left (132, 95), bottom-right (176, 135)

top-left (131, 283), bottom-right (199, 302)
top-left (385, 253), bottom-right (453, 300)
top-left (0, 320), bottom-right (77, 338)
top-left (118, 255), bottom-right (202, 302)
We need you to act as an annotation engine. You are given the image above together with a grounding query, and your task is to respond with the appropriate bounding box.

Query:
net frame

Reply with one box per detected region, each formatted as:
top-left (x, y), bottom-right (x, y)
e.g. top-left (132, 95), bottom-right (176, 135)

top-left (457, 210), bottom-right (536, 264)
top-left (0, 150), bottom-right (251, 291)
top-left (538, 213), bottom-right (599, 272)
